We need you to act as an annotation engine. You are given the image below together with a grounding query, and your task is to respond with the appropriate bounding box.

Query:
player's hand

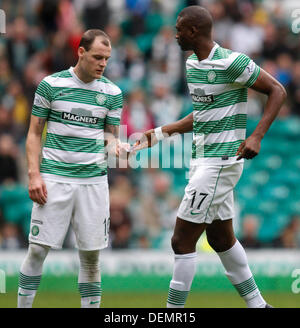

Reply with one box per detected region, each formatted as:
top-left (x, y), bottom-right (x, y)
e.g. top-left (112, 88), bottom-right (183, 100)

top-left (132, 129), bottom-right (157, 151)
top-left (116, 141), bottom-right (133, 158)
top-left (236, 135), bottom-right (261, 160)
top-left (28, 173), bottom-right (47, 205)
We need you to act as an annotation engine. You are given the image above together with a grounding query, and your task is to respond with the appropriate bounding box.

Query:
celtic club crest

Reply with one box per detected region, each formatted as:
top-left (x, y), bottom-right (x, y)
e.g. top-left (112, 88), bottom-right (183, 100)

top-left (95, 94), bottom-right (107, 106)
top-left (207, 70), bottom-right (217, 83)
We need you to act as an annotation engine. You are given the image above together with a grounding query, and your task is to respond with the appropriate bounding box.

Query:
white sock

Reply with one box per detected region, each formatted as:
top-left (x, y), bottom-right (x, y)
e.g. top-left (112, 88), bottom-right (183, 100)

top-left (18, 243), bottom-right (50, 308)
top-left (78, 250), bottom-right (102, 308)
top-left (217, 240), bottom-right (266, 308)
top-left (167, 252), bottom-right (197, 308)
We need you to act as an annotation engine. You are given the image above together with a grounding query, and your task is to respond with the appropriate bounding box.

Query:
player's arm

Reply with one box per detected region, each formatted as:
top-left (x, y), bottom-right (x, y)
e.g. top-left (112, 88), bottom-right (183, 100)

top-left (26, 115), bottom-right (48, 205)
top-left (134, 113), bottom-right (193, 150)
top-left (236, 68), bottom-right (287, 160)
top-left (104, 124), bottom-right (130, 157)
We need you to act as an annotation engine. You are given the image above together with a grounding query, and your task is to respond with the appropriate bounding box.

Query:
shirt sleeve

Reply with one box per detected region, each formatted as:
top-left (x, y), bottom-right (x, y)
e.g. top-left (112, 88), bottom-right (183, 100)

top-left (232, 54), bottom-right (261, 88)
top-left (105, 90), bottom-right (123, 126)
top-left (31, 79), bottom-right (52, 119)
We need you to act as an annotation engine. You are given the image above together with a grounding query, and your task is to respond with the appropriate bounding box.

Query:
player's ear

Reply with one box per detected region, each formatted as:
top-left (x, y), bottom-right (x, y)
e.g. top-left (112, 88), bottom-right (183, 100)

top-left (78, 46), bottom-right (85, 59)
top-left (190, 25), bottom-right (198, 36)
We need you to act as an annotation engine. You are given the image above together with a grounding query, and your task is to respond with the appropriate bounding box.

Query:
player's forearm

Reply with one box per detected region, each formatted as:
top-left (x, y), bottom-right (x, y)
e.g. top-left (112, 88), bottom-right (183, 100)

top-left (161, 113), bottom-right (194, 136)
top-left (252, 84), bottom-right (287, 140)
top-left (26, 132), bottom-right (42, 177)
top-left (26, 116), bottom-right (46, 177)
top-left (104, 124), bottom-right (119, 144)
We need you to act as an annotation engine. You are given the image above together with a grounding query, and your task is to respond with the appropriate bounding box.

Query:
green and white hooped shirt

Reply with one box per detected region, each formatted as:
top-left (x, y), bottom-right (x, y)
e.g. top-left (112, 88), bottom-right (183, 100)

top-left (32, 67), bottom-right (123, 183)
top-left (186, 43), bottom-right (261, 165)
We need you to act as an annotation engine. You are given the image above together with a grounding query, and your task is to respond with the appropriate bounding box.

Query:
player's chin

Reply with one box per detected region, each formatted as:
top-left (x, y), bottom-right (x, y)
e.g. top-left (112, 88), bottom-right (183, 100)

top-left (178, 42), bottom-right (191, 51)
top-left (95, 70), bottom-right (104, 78)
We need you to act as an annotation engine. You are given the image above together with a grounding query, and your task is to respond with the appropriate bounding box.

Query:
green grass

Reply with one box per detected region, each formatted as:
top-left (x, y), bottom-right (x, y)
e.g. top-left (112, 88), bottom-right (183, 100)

top-left (1, 291), bottom-right (299, 308)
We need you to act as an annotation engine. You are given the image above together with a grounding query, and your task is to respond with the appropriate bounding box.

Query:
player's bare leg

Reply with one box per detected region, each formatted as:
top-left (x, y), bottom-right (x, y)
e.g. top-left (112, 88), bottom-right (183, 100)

top-left (206, 219), bottom-right (268, 308)
top-left (166, 217), bottom-right (207, 308)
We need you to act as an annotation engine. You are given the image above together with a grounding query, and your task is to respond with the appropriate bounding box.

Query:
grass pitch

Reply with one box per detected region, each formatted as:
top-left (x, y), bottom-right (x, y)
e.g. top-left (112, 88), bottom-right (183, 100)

top-left (0, 291), bottom-right (299, 308)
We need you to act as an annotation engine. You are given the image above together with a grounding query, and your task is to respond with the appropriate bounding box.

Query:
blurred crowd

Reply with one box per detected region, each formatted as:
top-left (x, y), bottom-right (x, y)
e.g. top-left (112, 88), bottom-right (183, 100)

top-left (0, 0), bottom-right (299, 250)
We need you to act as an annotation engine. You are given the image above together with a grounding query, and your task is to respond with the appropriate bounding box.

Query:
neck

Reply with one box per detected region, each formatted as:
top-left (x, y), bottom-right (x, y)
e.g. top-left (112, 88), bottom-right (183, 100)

top-left (73, 64), bottom-right (94, 84)
top-left (193, 39), bottom-right (215, 61)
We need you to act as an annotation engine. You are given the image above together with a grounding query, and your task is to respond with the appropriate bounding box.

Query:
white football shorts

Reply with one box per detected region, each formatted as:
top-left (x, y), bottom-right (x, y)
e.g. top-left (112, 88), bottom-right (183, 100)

top-left (177, 162), bottom-right (243, 224)
top-left (29, 178), bottom-right (110, 250)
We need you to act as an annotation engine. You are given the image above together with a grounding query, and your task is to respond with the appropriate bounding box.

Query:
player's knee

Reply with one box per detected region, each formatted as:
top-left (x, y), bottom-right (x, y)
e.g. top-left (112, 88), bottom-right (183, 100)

top-left (28, 243), bottom-right (49, 263)
top-left (79, 250), bottom-right (100, 270)
top-left (171, 235), bottom-right (193, 254)
top-left (206, 233), bottom-right (233, 252)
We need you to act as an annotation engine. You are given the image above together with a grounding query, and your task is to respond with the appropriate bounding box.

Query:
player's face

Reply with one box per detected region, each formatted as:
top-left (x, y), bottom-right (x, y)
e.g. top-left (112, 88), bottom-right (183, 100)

top-left (175, 17), bottom-right (193, 51)
top-left (79, 37), bottom-right (111, 79)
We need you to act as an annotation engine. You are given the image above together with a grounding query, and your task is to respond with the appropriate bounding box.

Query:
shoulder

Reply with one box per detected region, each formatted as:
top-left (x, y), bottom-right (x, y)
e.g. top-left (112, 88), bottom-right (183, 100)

top-left (97, 76), bottom-right (122, 96)
top-left (211, 46), bottom-right (233, 61)
top-left (186, 53), bottom-right (198, 69)
top-left (50, 69), bottom-right (72, 79)
top-left (40, 69), bottom-right (72, 87)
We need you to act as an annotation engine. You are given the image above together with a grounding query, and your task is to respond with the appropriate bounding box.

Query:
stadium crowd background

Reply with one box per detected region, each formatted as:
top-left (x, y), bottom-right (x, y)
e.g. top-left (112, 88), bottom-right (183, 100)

top-left (0, 0), bottom-right (299, 250)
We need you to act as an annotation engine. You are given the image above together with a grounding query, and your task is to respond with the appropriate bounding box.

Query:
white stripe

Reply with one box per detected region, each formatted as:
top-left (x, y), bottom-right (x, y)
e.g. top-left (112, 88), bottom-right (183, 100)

top-left (234, 60), bottom-right (257, 85)
top-left (42, 147), bottom-right (106, 165)
top-left (187, 82), bottom-right (243, 97)
top-left (106, 108), bottom-right (122, 118)
top-left (193, 102), bottom-right (248, 122)
top-left (47, 121), bottom-right (104, 140)
top-left (199, 128), bottom-right (246, 145)
top-left (51, 101), bottom-right (108, 118)
top-left (34, 93), bottom-right (50, 108)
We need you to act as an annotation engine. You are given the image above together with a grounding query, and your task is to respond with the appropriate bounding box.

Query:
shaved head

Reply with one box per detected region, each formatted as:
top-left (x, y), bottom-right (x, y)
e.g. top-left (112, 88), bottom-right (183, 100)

top-left (175, 6), bottom-right (213, 51)
top-left (178, 6), bottom-right (213, 37)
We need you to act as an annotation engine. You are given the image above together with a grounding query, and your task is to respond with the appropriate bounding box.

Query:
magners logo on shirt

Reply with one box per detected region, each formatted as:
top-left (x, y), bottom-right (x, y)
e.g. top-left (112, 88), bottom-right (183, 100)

top-left (62, 108), bottom-right (98, 124)
top-left (191, 88), bottom-right (214, 103)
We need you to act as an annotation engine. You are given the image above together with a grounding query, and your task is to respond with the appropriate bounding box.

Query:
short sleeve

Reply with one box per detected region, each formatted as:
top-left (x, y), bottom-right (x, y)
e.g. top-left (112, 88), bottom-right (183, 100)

top-left (233, 56), bottom-right (261, 88)
top-left (106, 91), bottom-right (123, 126)
top-left (31, 79), bottom-right (52, 118)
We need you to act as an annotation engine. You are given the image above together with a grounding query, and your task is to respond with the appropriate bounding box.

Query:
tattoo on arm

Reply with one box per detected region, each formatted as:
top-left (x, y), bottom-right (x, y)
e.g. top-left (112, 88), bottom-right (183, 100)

top-left (30, 116), bottom-right (46, 136)
top-left (105, 124), bottom-right (119, 139)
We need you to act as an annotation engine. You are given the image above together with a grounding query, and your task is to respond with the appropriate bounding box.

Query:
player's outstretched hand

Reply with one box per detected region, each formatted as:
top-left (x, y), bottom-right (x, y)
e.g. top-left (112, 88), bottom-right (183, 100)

top-left (236, 135), bottom-right (261, 160)
top-left (28, 174), bottom-right (47, 205)
top-left (116, 141), bottom-right (132, 157)
top-left (133, 129), bottom-right (157, 151)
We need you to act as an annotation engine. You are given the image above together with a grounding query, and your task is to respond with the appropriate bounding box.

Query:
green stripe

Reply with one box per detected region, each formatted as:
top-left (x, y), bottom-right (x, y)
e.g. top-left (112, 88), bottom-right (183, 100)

top-left (51, 70), bottom-right (72, 78)
top-left (234, 277), bottom-right (258, 297)
top-left (19, 273), bottom-right (41, 290)
top-left (106, 116), bottom-right (120, 125)
top-left (50, 87), bottom-right (122, 108)
top-left (40, 158), bottom-right (107, 178)
top-left (48, 110), bottom-right (105, 130)
top-left (36, 80), bottom-right (52, 102)
top-left (36, 83), bottom-right (122, 109)
top-left (32, 105), bottom-right (50, 118)
top-left (187, 54), bottom-right (250, 84)
top-left (211, 47), bottom-right (232, 60)
top-left (192, 88), bottom-right (247, 112)
top-left (78, 282), bottom-right (102, 298)
top-left (188, 47), bottom-right (232, 61)
top-left (167, 288), bottom-right (189, 305)
top-left (44, 133), bottom-right (104, 153)
top-left (193, 114), bottom-right (247, 134)
top-left (245, 65), bottom-right (260, 88)
top-left (192, 140), bottom-right (243, 158)
top-left (19, 277), bottom-right (41, 283)
top-left (19, 273), bottom-right (41, 281)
